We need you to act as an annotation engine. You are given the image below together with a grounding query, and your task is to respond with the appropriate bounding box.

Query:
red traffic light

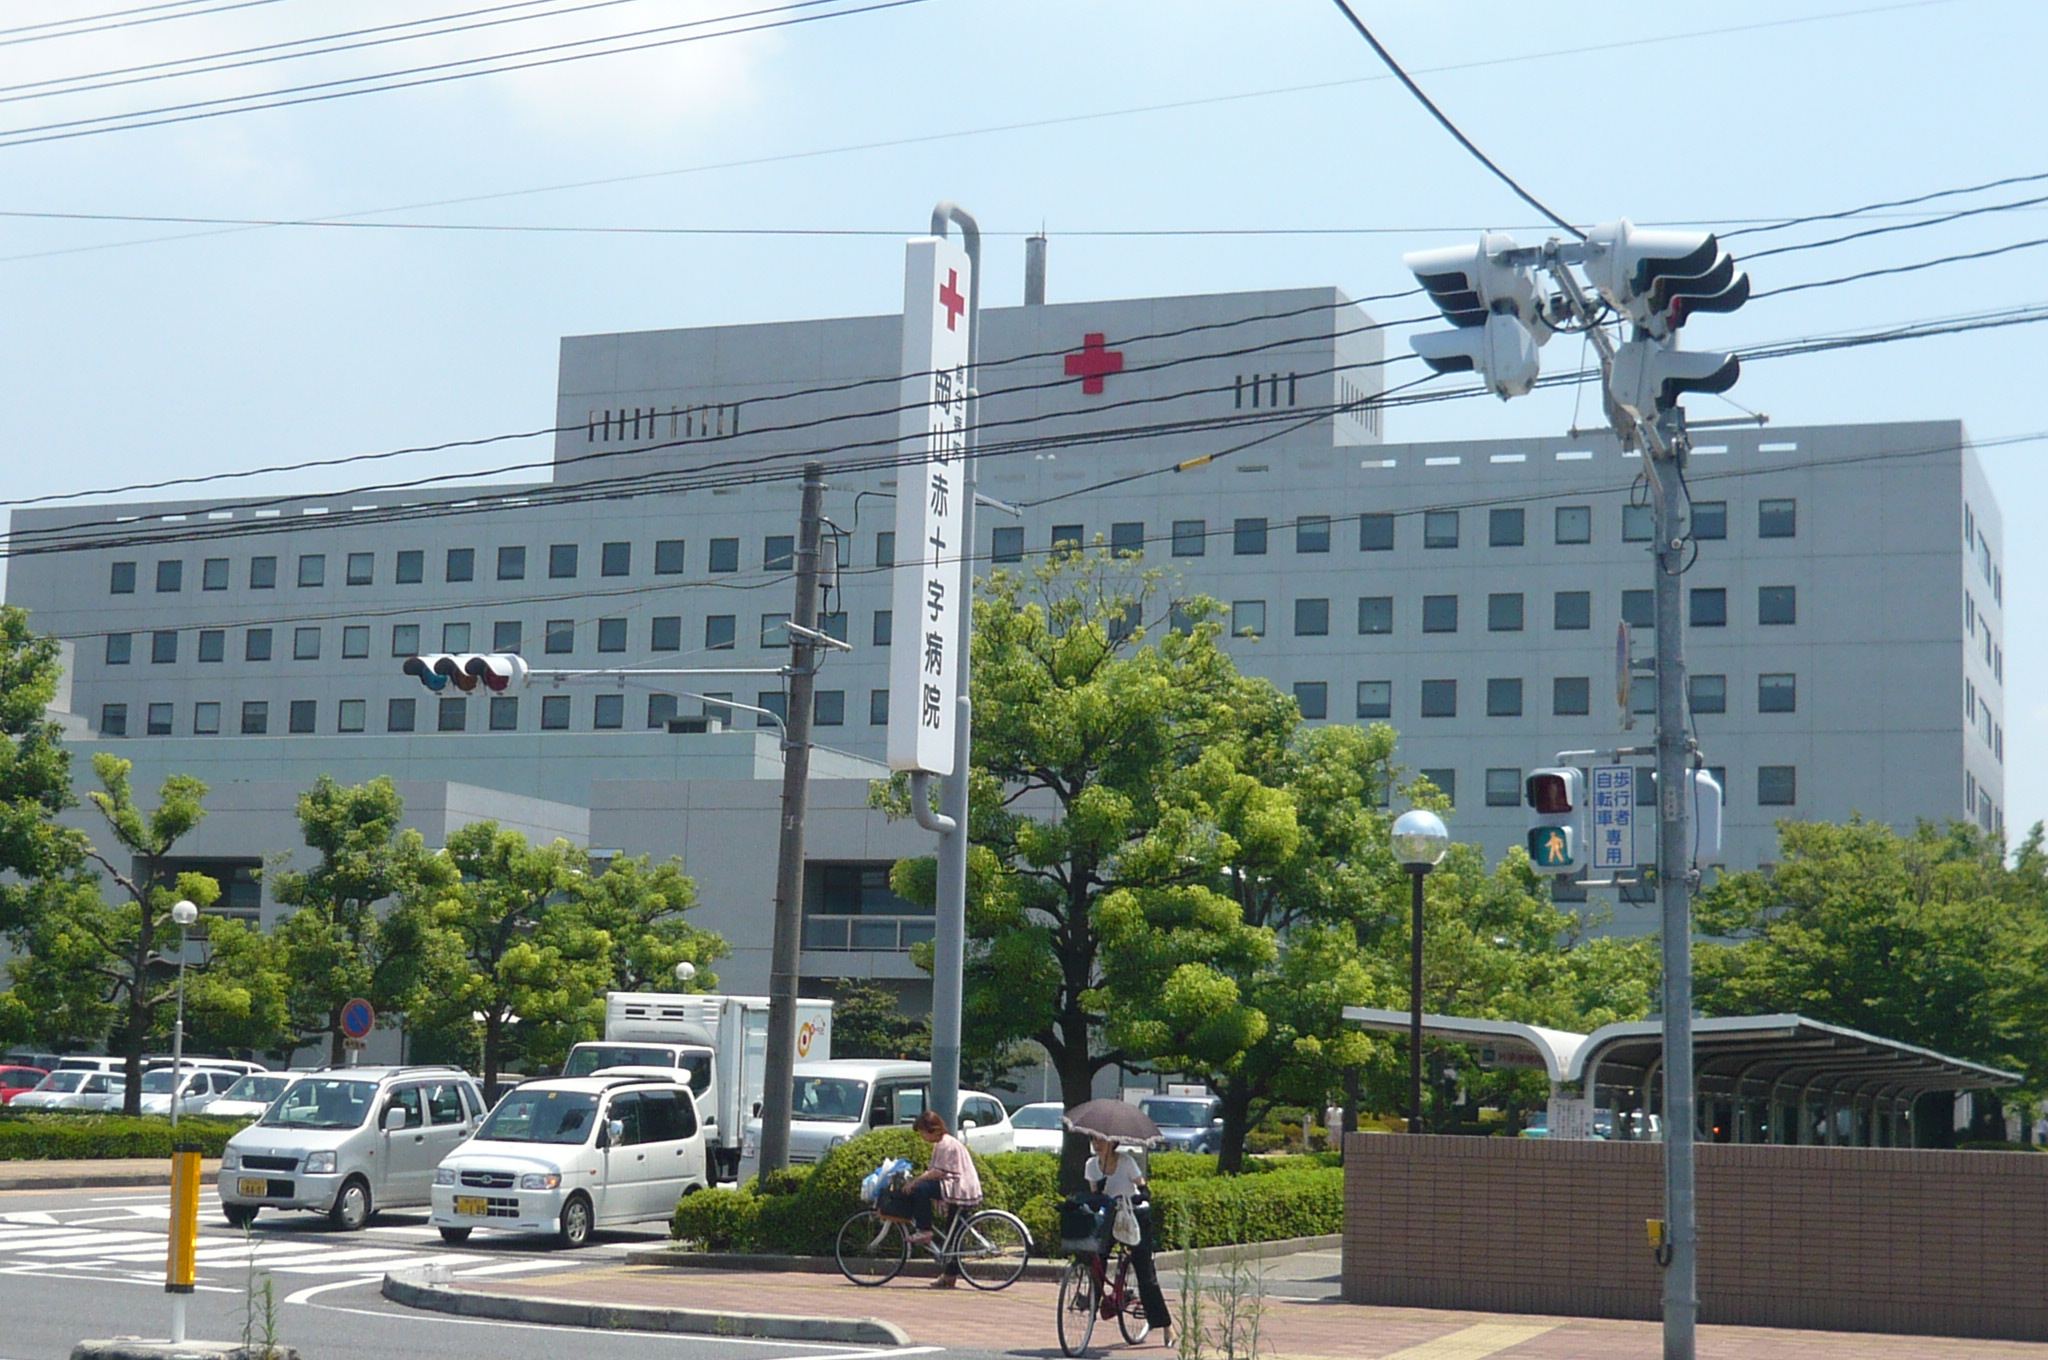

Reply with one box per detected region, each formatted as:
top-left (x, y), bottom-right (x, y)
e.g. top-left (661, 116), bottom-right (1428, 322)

top-left (1527, 771), bottom-right (1575, 815)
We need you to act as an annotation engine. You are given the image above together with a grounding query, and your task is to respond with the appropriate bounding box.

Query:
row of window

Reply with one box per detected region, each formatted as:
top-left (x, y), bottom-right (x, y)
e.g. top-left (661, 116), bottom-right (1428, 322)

top-left (97, 690), bottom-right (853, 738)
top-left (1292, 672), bottom-right (1796, 722)
top-left (1229, 585), bottom-right (1797, 638)
top-left (1422, 764), bottom-right (1794, 809)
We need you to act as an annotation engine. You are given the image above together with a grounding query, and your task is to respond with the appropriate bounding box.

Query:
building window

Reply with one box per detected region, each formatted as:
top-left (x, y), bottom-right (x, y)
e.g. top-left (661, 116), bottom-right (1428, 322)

top-left (492, 621), bottom-right (522, 654)
top-left (874, 532), bottom-right (894, 567)
top-left (708, 538), bottom-right (739, 573)
top-left (991, 526), bottom-right (1023, 563)
top-left (438, 697), bottom-right (467, 732)
top-left (1357, 596), bottom-right (1393, 635)
top-left (1294, 681), bottom-right (1328, 720)
top-left (1759, 498), bottom-right (1797, 538)
top-left (764, 536), bottom-right (795, 572)
top-left (446, 548), bottom-right (474, 583)
top-left (1631, 676), bottom-right (1657, 715)
top-left (814, 690), bottom-right (846, 726)
top-left (1419, 769), bottom-right (1456, 805)
top-left (1555, 506), bottom-right (1591, 545)
top-left (391, 623), bottom-right (420, 657)
top-left (1689, 674), bottom-right (1727, 714)
top-left (650, 617), bottom-right (680, 652)
top-left (645, 694), bottom-right (679, 729)
top-left (202, 558), bottom-right (228, 591)
top-left (1231, 601), bottom-right (1266, 638)
top-left (596, 618), bottom-right (627, 653)
top-left (1294, 598), bottom-right (1330, 636)
top-left (197, 630), bottom-right (224, 663)
top-left (1296, 515), bottom-right (1331, 553)
top-left (342, 625), bottom-right (369, 659)
top-left (1758, 673), bottom-right (1797, 713)
top-left (1692, 502), bottom-right (1727, 540)
top-left (1690, 588), bottom-right (1727, 627)
top-left (147, 629), bottom-right (175, 664)
top-left (540, 695), bottom-right (570, 730)
top-left (1356, 681), bottom-right (1392, 720)
top-left (1487, 677), bottom-right (1523, 717)
top-left (820, 611), bottom-right (848, 643)
top-left (1232, 517), bottom-right (1268, 556)
top-left (110, 561), bottom-right (137, 594)
top-left (338, 699), bottom-right (366, 733)
top-left (496, 546), bottom-right (526, 581)
top-left (1622, 590), bottom-right (1654, 629)
top-left (757, 691), bottom-right (789, 728)
top-left (1052, 524), bottom-right (1085, 553)
top-left (142, 702), bottom-right (173, 736)
top-left (656, 539), bottom-right (687, 574)
top-left (396, 550), bottom-right (424, 584)
top-left (706, 615), bottom-right (736, 650)
top-left (240, 701), bottom-right (268, 735)
top-left (250, 556), bottom-right (278, 589)
top-left (1111, 522), bottom-right (1145, 557)
top-left (194, 702), bottom-right (221, 735)
top-left (760, 614), bottom-right (789, 648)
top-left (288, 700), bottom-right (317, 735)
top-left (543, 543), bottom-right (576, 580)
top-left (872, 611), bottom-right (892, 647)
top-left (702, 693), bottom-right (733, 726)
top-left (346, 552), bottom-right (374, 586)
top-left (869, 689), bottom-right (890, 725)
top-left (1488, 593), bottom-right (1524, 632)
top-left (298, 554), bottom-right (325, 588)
top-left (1622, 504), bottom-right (1654, 542)
top-left (600, 541), bottom-right (631, 577)
top-left (546, 619), bottom-right (576, 654)
top-left (1172, 520), bottom-right (1207, 556)
top-left (1489, 508), bottom-right (1525, 547)
top-left (156, 560), bottom-right (183, 593)
top-left (245, 629), bottom-right (272, 662)
top-left (387, 698), bottom-right (416, 733)
top-left (442, 622), bottom-right (470, 652)
top-left (490, 696), bottom-right (519, 731)
top-left (1423, 510), bottom-right (1459, 549)
top-left (1759, 585), bottom-right (1797, 625)
top-left (288, 627), bottom-right (317, 661)
top-left (101, 703), bottom-right (128, 737)
top-left (1359, 513), bottom-right (1395, 551)
top-left (1759, 765), bottom-right (1797, 806)
top-left (106, 633), bottom-right (132, 665)
top-left (1554, 676), bottom-right (1590, 716)
top-left (1554, 591), bottom-right (1591, 630)
top-left (1422, 595), bottom-right (1458, 633)
top-left (1420, 679), bottom-right (1457, 718)
top-left (1486, 768), bottom-right (1521, 807)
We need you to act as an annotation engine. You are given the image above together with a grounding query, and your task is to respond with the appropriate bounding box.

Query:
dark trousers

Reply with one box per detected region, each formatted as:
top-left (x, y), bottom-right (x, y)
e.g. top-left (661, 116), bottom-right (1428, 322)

top-left (1085, 1195), bottom-right (1170, 1328)
top-left (908, 1180), bottom-right (959, 1277)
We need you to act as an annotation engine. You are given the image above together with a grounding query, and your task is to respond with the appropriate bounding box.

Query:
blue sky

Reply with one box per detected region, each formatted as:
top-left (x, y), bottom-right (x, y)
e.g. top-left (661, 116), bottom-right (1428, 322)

top-left (4, 0), bottom-right (2043, 835)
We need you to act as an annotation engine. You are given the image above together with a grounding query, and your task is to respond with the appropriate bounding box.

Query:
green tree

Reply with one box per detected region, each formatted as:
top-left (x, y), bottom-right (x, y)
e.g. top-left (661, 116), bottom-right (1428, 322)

top-left (0, 606), bottom-right (84, 1048)
top-left (824, 979), bottom-right (930, 1060)
top-left (575, 852), bottom-right (727, 993)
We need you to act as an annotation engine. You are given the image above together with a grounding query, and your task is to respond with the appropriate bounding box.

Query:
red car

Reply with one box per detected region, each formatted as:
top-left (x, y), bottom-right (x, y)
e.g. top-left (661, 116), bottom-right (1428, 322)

top-left (0, 1066), bottom-right (47, 1104)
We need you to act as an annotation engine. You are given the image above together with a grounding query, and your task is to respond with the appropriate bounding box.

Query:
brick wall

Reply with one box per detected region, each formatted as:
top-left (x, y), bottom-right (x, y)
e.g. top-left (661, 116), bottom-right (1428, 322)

top-left (1342, 1134), bottom-right (2048, 1341)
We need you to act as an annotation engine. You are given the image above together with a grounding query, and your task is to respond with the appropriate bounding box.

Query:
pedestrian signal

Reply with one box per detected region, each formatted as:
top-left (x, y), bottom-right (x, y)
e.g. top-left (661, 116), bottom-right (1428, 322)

top-left (1524, 767), bottom-right (1586, 875)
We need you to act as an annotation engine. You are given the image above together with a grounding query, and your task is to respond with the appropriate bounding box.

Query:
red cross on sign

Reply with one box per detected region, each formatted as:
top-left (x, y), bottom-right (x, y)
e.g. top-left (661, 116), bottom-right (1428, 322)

top-left (938, 270), bottom-right (966, 331)
top-left (1064, 333), bottom-right (1124, 395)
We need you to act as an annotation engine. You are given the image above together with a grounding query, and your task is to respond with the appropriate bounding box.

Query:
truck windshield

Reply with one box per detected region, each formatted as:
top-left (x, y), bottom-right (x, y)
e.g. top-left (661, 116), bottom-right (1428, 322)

top-left (261, 1079), bottom-right (377, 1129)
top-left (478, 1089), bottom-right (601, 1144)
top-left (791, 1077), bottom-right (866, 1123)
top-left (1142, 1099), bottom-right (1213, 1128)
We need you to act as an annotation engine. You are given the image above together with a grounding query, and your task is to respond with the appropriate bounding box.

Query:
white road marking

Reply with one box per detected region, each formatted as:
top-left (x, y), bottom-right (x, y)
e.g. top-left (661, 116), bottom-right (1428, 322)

top-left (0, 1211), bottom-right (59, 1225)
top-left (282, 1277), bottom-right (373, 1305)
top-left (298, 1294), bottom-right (891, 1349)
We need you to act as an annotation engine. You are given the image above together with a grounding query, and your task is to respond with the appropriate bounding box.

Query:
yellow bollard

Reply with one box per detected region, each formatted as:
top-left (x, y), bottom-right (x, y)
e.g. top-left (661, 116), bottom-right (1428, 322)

top-left (166, 1142), bottom-right (201, 1342)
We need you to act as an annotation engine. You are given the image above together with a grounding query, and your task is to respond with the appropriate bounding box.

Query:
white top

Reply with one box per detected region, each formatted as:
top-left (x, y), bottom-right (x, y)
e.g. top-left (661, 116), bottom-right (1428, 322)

top-left (1085, 1149), bottom-right (1146, 1200)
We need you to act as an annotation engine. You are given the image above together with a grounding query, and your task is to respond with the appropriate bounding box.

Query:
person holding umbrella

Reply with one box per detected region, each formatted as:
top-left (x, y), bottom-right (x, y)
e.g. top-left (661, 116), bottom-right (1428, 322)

top-left (1065, 1099), bottom-right (1172, 1343)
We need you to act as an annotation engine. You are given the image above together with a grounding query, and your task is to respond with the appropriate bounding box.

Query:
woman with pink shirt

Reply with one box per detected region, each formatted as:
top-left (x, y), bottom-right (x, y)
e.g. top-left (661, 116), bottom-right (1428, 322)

top-left (907, 1109), bottom-right (982, 1287)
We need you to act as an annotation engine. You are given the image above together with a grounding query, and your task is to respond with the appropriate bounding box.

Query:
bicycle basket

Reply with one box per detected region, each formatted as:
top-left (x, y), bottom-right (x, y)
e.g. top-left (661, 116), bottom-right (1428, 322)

top-left (877, 1174), bottom-right (916, 1222)
top-left (1057, 1198), bottom-right (1112, 1254)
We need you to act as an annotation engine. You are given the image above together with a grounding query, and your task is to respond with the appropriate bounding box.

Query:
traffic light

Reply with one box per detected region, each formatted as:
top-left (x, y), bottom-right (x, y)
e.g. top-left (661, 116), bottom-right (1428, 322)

top-left (464, 653), bottom-right (528, 692)
top-left (1524, 767), bottom-right (1586, 874)
top-left (401, 653), bottom-right (479, 692)
top-left (1607, 337), bottom-right (1741, 422)
top-left (1648, 768), bottom-right (1725, 865)
top-left (1402, 232), bottom-right (1549, 400)
top-left (1581, 220), bottom-right (1749, 336)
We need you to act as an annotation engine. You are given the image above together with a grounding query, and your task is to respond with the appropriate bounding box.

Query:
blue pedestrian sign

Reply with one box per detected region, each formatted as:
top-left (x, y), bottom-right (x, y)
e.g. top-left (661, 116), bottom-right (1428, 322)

top-left (1589, 765), bottom-right (1638, 870)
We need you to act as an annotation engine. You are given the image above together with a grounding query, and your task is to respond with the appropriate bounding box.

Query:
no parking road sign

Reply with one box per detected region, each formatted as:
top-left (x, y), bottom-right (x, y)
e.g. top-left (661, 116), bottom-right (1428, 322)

top-left (340, 997), bottom-right (376, 1041)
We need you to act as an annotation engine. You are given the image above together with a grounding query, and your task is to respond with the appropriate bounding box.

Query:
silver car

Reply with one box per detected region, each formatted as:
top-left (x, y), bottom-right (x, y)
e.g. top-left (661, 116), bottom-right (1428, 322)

top-left (134, 1066), bottom-right (242, 1117)
top-left (11, 1070), bottom-right (125, 1112)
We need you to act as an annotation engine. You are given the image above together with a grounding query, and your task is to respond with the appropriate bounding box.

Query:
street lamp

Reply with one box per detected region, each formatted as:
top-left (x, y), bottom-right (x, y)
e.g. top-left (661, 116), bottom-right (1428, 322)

top-left (1391, 810), bottom-right (1450, 1135)
top-left (673, 960), bottom-right (697, 986)
top-left (167, 899), bottom-right (198, 1129)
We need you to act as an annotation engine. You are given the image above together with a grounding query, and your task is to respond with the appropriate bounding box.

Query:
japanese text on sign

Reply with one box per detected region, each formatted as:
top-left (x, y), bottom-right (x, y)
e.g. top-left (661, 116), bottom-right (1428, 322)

top-left (1589, 765), bottom-right (1637, 870)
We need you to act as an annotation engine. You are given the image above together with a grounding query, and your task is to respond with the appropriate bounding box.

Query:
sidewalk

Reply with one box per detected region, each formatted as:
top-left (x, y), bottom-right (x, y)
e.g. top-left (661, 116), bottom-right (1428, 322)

top-left (418, 1262), bottom-right (2048, 1358)
top-left (0, 1158), bottom-right (215, 1191)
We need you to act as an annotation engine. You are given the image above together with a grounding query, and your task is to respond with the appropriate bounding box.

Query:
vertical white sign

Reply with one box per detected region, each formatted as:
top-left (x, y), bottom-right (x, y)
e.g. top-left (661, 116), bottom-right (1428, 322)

top-left (1590, 764), bottom-right (1637, 870)
top-left (887, 236), bottom-right (973, 774)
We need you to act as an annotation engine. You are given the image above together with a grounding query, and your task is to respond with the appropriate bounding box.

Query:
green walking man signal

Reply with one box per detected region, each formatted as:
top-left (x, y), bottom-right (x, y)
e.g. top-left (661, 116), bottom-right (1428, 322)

top-left (1524, 767), bottom-right (1587, 874)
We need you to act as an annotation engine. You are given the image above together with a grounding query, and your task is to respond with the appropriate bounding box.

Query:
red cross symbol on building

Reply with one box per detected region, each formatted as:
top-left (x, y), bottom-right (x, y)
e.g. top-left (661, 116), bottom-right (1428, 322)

top-left (938, 270), bottom-right (966, 331)
top-left (1064, 333), bottom-right (1124, 395)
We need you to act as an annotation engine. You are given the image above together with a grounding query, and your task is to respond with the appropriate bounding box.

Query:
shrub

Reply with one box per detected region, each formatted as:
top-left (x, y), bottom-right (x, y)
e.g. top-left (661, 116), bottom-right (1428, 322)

top-left (752, 1127), bottom-right (930, 1256)
top-left (1246, 1150), bottom-right (1342, 1174)
top-left (1147, 1151), bottom-right (1219, 1182)
top-left (1956, 1140), bottom-right (2043, 1153)
top-left (979, 1150), bottom-right (1057, 1207)
top-left (1151, 1168), bottom-right (1343, 1250)
top-left (670, 1187), bottom-right (761, 1249)
top-left (0, 1112), bottom-right (241, 1161)
top-left (754, 1164), bottom-right (814, 1197)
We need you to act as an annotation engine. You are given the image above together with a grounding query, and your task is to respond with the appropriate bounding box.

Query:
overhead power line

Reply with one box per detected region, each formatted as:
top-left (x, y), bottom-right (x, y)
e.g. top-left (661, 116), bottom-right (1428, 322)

top-left (0, 0), bottom-right (295, 48)
top-left (1724, 165), bottom-right (2048, 239)
top-left (1745, 189), bottom-right (2048, 260)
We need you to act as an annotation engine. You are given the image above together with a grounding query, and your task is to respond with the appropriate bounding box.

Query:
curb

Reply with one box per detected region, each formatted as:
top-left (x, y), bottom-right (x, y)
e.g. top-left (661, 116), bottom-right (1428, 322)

top-left (380, 1271), bottom-right (911, 1347)
top-left (0, 1165), bottom-right (219, 1192)
top-left (623, 1248), bottom-right (1065, 1281)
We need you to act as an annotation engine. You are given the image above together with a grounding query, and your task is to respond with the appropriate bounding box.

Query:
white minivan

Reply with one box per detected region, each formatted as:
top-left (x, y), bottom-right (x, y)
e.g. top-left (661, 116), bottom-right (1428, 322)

top-left (736, 1060), bottom-right (1015, 1184)
top-left (429, 1074), bottom-right (709, 1248)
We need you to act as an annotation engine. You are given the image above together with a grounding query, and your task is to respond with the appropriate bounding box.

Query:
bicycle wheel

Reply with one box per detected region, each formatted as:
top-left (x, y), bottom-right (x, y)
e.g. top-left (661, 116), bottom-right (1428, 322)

top-left (1057, 1257), bottom-right (1099, 1356)
top-left (956, 1209), bottom-right (1032, 1291)
top-left (1115, 1260), bottom-right (1152, 1346)
top-left (835, 1210), bottom-right (909, 1286)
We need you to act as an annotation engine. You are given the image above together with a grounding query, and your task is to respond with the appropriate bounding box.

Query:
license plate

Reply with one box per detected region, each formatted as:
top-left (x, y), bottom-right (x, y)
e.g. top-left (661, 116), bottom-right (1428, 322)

top-left (238, 1178), bottom-right (268, 1198)
top-left (453, 1195), bottom-right (488, 1216)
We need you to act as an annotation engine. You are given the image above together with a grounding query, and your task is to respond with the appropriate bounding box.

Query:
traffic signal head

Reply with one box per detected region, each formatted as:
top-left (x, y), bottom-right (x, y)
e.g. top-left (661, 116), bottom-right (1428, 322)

top-left (1608, 337), bottom-right (1741, 422)
top-left (1582, 220), bottom-right (1749, 336)
top-left (401, 654), bottom-right (449, 692)
top-left (401, 653), bottom-right (485, 692)
top-left (1410, 313), bottom-right (1542, 399)
top-left (1524, 767), bottom-right (1586, 874)
top-left (463, 653), bottom-right (529, 693)
top-left (1404, 232), bottom-right (1549, 400)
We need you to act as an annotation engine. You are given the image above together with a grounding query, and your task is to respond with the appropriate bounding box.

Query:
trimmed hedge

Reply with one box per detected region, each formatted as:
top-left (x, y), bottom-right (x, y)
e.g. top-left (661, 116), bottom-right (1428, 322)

top-left (1151, 1167), bottom-right (1343, 1249)
top-left (671, 1187), bottom-right (761, 1249)
top-left (0, 1113), bottom-right (242, 1161)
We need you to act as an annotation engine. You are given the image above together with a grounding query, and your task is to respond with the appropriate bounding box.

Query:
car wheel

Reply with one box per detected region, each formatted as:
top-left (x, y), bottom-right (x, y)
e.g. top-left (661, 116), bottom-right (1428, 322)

top-left (328, 1178), bottom-right (372, 1231)
top-left (438, 1226), bottom-right (473, 1244)
top-left (557, 1194), bottom-right (593, 1249)
top-left (222, 1204), bottom-right (258, 1229)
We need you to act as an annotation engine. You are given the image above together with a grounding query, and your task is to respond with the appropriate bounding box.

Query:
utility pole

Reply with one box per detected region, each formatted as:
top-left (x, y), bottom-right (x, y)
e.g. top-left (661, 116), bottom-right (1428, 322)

top-left (756, 461), bottom-right (826, 1176)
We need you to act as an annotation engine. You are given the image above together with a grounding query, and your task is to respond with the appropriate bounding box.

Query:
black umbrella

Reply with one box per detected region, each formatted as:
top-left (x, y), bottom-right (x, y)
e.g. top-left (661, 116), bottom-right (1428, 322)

top-left (1062, 1098), bottom-right (1165, 1147)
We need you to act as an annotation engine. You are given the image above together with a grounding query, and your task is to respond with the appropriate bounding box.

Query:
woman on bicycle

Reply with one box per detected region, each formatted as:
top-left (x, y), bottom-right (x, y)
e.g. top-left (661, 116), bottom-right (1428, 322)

top-left (1086, 1136), bottom-right (1171, 1340)
top-left (907, 1109), bottom-right (982, 1287)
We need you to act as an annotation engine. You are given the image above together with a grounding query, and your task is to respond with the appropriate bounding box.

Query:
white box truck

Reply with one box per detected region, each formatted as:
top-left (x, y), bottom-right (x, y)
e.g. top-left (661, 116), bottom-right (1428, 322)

top-left (561, 992), bottom-right (832, 1182)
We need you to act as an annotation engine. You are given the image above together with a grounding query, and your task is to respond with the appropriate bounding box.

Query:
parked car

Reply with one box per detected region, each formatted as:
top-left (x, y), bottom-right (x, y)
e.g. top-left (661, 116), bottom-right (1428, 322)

top-left (0, 1066), bottom-right (46, 1104)
top-left (53, 1056), bottom-right (126, 1075)
top-left (735, 1060), bottom-right (1015, 1183)
top-left (134, 1066), bottom-right (244, 1117)
top-left (145, 1056), bottom-right (268, 1080)
top-left (1139, 1094), bottom-right (1224, 1153)
top-left (1008, 1101), bottom-right (1066, 1154)
top-left (12, 1069), bottom-right (125, 1112)
top-left (216, 1066), bottom-right (487, 1230)
top-left (429, 1073), bottom-right (711, 1248)
top-left (2, 1052), bottom-right (61, 1073)
top-left (206, 1073), bottom-right (304, 1123)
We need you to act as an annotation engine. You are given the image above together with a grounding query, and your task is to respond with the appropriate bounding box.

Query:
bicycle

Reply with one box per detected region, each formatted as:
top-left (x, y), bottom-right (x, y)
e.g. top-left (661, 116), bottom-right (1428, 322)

top-left (834, 1196), bottom-right (1032, 1290)
top-left (1057, 1237), bottom-right (1153, 1355)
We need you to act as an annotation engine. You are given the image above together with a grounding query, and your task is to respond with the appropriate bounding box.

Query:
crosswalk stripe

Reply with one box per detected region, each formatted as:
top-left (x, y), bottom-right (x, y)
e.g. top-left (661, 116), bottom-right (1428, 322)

top-left (0, 1230), bottom-right (148, 1250)
top-left (16, 1233), bottom-right (167, 1257)
top-left (270, 1251), bottom-right (485, 1275)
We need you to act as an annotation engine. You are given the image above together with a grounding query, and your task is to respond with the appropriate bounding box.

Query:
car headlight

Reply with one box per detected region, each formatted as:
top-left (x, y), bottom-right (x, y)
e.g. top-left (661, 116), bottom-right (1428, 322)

top-left (221, 1149), bottom-right (240, 1171)
top-left (303, 1151), bottom-right (338, 1174)
top-left (518, 1172), bottom-right (561, 1191)
top-left (826, 1135), bottom-right (846, 1150)
top-left (433, 1168), bottom-right (456, 1186)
